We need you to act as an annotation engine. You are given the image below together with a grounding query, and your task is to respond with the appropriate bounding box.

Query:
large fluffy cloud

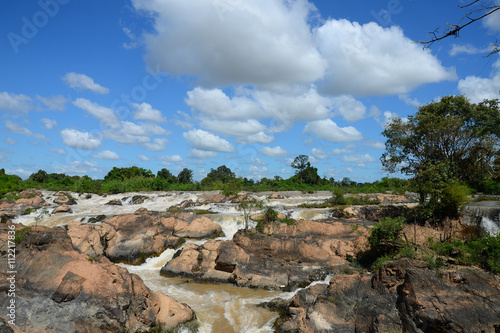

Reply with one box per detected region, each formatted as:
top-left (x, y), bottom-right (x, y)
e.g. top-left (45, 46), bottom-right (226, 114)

top-left (132, 1), bottom-right (454, 96)
top-left (60, 129), bottom-right (101, 150)
top-left (315, 20), bottom-right (456, 96)
top-left (133, 0), bottom-right (326, 88)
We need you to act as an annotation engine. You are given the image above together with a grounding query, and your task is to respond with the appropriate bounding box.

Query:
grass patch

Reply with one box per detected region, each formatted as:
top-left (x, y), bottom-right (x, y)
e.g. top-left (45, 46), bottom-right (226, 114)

top-left (14, 227), bottom-right (31, 243)
top-left (193, 209), bottom-right (213, 215)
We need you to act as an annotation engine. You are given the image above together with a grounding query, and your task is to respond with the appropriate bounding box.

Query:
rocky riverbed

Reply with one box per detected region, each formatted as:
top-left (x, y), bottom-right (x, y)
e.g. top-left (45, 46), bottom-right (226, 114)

top-left (1, 190), bottom-right (499, 332)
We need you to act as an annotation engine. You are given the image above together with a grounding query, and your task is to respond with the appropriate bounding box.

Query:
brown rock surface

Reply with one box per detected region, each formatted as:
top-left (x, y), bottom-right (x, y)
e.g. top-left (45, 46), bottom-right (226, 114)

top-left (272, 259), bottom-right (500, 333)
top-left (0, 224), bottom-right (194, 333)
top-left (68, 209), bottom-right (223, 264)
top-left (0, 195), bottom-right (49, 221)
top-left (53, 194), bottom-right (76, 205)
top-left (53, 204), bottom-right (72, 214)
top-left (162, 219), bottom-right (369, 290)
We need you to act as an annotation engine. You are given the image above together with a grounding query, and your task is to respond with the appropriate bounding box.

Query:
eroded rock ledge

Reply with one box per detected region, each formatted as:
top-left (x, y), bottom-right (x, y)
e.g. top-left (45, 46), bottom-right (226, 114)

top-left (68, 208), bottom-right (224, 264)
top-left (0, 225), bottom-right (195, 333)
top-left (161, 219), bottom-right (370, 290)
top-left (270, 258), bottom-right (500, 333)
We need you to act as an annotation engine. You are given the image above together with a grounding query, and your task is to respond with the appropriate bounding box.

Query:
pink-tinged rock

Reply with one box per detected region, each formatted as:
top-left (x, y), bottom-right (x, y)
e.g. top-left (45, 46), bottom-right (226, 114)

top-left (53, 204), bottom-right (72, 214)
top-left (0, 225), bottom-right (195, 333)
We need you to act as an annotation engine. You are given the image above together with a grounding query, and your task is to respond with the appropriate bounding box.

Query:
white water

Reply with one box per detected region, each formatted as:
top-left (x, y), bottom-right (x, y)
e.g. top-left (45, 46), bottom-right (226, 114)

top-left (12, 190), bottom-right (336, 332)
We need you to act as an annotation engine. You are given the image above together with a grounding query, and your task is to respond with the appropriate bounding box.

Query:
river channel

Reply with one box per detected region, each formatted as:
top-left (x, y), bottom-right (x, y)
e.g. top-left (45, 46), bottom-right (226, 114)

top-left (13, 190), bottom-right (335, 332)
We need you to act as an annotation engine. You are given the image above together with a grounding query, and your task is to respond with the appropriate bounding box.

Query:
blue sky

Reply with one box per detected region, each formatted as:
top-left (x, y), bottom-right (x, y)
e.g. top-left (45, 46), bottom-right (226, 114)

top-left (1, 0), bottom-right (499, 181)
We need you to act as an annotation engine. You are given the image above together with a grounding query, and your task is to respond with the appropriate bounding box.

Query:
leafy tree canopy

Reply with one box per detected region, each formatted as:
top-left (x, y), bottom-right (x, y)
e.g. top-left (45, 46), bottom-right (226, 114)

top-left (178, 168), bottom-right (193, 184)
top-left (382, 95), bottom-right (499, 200)
top-left (104, 166), bottom-right (154, 181)
top-left (205, 165), bottom-right (236, 184)
top-left (157, 168), bottom-right (178, 183)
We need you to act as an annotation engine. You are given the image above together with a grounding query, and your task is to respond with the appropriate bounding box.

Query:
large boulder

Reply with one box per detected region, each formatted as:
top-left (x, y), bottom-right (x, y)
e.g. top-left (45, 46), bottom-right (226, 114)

top-left (68, 209), bottom-right (223, 264)
top-left (272, 259), bottom-right (500, 333)
top-left (54, 193), bottom-right (77, 205)
top-left (162, 220), bottom-right (369, 290)
top-left (0, 224), bottom-right (195, 333)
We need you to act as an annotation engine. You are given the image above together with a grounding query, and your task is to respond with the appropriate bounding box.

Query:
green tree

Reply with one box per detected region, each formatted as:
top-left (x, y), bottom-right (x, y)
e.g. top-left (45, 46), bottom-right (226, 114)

top-left (157, 168), bottom-right (178, 183)
top-left (205, 165), bottom-right (235, 184)
top-left (290, 155), bottom-right (321, 185)
top-left (291, 155), bottom-right (310, 173)
top-left (178, 168), bottom-right (193, 184)
top-left (29, 170), bottom-right (48, 183)
top-left (104, 166), bottom-right (154, 181)
top-left (382, 95), bottom-right (499, 205)
top-left (238, 199), bottom-right (263, 230)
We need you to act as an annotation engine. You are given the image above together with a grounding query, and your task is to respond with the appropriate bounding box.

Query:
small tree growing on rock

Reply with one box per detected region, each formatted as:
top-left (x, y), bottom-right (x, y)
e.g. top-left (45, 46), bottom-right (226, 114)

top-left (238, 199), bottom-right (263, 230)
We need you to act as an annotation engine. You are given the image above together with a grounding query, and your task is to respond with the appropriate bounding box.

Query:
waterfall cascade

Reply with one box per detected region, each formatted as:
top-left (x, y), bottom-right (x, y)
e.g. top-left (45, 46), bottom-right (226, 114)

top-left (462, 201), bottom-right (500, 235)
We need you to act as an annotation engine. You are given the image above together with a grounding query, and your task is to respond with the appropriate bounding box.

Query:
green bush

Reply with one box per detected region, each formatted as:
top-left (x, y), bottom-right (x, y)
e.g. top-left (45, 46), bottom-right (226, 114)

top-left (430, 235), bottom-right (500, 273)
top-left (331, 187), bottom-right (347, 205)
top-left (439, 183), bottom-right (470, 218)
top-left (368, 217), bottom-right (406, 255)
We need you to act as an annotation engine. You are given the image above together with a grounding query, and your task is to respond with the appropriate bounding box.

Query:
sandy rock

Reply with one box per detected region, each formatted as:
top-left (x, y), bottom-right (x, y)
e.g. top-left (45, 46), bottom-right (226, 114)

top-left (54, 194), bottom-right (77, 205)
top-left (67, 221), bottom-right (108, 258)
top-left (162, 220), bottom-right (369, 290)
top-left (0, 225), bottom-right (194, 333)
top-left (174, 216), bottom-right (223, 239)
top-left (72, 209), bottom-right (223, 264)
top-left (203, 194), bottom-right (228, 204)
top-left (53, 204), bottom-right (72, 214)
top-left (268, 193), bottom-right (285, 199)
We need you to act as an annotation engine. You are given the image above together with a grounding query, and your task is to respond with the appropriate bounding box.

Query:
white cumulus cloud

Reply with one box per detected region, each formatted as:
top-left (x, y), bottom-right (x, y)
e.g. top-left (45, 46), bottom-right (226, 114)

top-left (60, 129), bottom-right (101, 150)
top-left (41, 118), bottom-right (57, 130)
top-left (133, 102), bottom-right (166, 122)
top-left (133, 0), bottom-right (326, 88)
top-left (137, 154), bottom-right (151, 162)
top-left (62, 72), bottom-right (110, 94)
top-left (303, 119), bottom-right (363, 142)
top-left (341, 154), bottom-right (376, 163)
top-left (73, 98), bottom-right (120, 129)
top-left (183, 129), bottom-right (235, 153)
top-left (315, 19), bottom-right (456, 96)
top-left (260, 146), bottom-right (287, 157)
top-left (91, 150), bottom-right (121, 160)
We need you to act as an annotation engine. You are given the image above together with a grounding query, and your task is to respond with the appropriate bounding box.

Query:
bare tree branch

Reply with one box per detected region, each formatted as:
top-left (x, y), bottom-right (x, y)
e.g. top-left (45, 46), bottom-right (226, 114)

top-left (417, 1), bottom-right (500, 56)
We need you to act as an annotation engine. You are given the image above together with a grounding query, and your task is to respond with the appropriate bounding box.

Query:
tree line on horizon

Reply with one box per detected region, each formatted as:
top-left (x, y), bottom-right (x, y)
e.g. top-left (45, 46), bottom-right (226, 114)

top-left (1, 95), bottom-right (499, 206)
